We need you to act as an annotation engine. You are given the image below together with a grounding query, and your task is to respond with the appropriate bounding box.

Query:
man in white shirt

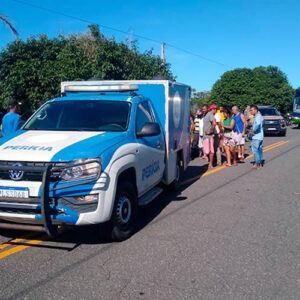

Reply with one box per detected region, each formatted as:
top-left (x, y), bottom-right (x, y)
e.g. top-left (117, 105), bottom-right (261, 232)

top-left (210, 104), bottom-right (222, 165)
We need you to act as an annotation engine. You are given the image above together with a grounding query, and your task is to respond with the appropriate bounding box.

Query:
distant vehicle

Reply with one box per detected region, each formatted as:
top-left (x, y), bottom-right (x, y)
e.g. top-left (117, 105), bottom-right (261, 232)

top-left (292, 88), bottom-right (300, 127)
top-left (286, 113), bottom-right (292, 126)
top-left (258, 105), bottom-right (286, 136)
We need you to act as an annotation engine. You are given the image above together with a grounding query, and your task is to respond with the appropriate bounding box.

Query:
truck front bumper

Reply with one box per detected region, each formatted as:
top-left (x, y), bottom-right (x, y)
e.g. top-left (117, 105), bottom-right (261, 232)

top-left (0, 162), bottom-right (101, 237)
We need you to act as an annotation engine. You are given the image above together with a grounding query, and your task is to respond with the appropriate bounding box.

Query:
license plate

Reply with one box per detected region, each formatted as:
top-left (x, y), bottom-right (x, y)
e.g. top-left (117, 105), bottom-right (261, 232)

top-left (267, 128), bottom-right (277, 130)
top-left (0, 186), bottom-right (29, 198)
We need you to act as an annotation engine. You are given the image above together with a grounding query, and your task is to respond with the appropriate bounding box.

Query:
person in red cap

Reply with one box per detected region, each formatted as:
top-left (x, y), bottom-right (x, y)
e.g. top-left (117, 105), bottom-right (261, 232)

top-left (209, 104), bottom-right (222, 165)
top-left (202, 104), bottom-right (216, 168)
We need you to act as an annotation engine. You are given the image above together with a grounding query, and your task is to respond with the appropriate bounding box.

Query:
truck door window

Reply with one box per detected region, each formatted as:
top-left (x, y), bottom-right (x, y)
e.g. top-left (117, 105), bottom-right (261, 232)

top-left (136, 102), bottom-right (154, 132)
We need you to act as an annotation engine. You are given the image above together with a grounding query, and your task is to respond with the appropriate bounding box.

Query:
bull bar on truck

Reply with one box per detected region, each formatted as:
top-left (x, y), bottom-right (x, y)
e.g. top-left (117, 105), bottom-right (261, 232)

top-left (0, 159), bottom-right (101, 237)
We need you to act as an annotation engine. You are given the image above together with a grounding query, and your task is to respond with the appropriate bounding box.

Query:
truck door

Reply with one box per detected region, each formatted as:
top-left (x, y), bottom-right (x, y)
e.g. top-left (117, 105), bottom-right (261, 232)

top-left (135, 101), bottom-right (165, 193)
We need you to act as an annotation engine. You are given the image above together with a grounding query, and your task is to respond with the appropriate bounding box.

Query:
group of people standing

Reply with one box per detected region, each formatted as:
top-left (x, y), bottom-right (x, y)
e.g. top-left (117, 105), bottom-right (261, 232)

top-left (191, 104), bottom-right (264, 170)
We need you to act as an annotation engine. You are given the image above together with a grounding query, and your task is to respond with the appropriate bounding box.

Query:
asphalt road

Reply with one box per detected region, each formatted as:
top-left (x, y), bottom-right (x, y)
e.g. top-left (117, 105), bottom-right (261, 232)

top-left (0, 127), bottom-right (299, 300)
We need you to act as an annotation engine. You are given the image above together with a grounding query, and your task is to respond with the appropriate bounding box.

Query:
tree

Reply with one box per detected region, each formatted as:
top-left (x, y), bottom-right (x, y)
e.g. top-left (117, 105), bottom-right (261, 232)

top-left (191, 89), bottom-right (211, 113)
top-left (0, 25), bottom-right (173, 118)
top-left (0, 14), bottom-right (19, 39)
top-left (210, 66), bottom-right (294, 113)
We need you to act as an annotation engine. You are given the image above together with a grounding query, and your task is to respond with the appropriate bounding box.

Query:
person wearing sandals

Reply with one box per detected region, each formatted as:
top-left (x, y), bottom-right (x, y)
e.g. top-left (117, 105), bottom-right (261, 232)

top-left (222, 108), bottom-right (237, 167)
top-left (209, 104), bottom-right (222, 166)
top-left (232, 106), bottom-right (246, 161)
top-left (202, 104), bottom-right (216, 169)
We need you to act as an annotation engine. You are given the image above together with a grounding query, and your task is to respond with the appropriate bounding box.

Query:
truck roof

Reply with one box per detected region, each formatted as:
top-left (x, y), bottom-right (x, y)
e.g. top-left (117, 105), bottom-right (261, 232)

top-left (61, 80), bottom-right (190, 94)
top-left (53, 92), bottom-right (134, 102)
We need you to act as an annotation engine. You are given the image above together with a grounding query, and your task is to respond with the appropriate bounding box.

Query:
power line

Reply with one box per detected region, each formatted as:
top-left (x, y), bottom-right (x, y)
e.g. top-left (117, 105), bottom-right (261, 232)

top-left (166, 43), bottom-right (232, 68)
top-left (10, 0), bottom-right (163, 44)
top-left (10, 0), bottom-right (233, 69)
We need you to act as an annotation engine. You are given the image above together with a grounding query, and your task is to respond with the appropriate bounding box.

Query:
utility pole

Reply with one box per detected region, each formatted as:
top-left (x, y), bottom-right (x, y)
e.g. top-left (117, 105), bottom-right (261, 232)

top-left (127, 27), bottom-right (133, 49)
top-left (161, 42), bottom-right (165, 64)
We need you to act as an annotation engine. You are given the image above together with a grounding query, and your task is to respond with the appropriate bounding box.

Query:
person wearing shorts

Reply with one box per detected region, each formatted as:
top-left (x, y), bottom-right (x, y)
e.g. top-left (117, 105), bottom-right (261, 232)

top-left (232, 106), bottom-right (246, 161)
top-left (210, 104), bottom-right (222, 165)
top-left (202, 104), bottom-right (216, 169)
top-left (222, 108), bottom-right (237, 167)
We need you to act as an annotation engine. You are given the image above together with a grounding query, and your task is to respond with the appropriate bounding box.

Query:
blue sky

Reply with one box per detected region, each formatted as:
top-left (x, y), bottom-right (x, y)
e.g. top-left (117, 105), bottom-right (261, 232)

top-left (1, 0), bottom-right (299, 92)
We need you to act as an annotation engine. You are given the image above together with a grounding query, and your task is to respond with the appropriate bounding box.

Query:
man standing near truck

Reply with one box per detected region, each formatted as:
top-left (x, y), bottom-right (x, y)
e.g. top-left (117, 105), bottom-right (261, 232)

top-left (202, 104), bottom-right (216, 169)
top-left (250, 105), bottom-right (264, 169)
top-left (1, 99), bottom-right (20, 138)
top-left (210, 104), bottom-right (222, 165)
top-left (232, 106), bottom-right (246, 161)
top-left (192, 109), bottom-right (202, 157)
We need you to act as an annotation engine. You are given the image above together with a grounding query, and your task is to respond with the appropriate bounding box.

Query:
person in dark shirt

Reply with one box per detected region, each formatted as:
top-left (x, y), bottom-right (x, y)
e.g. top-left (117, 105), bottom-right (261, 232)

top-left (1, 99), bottom-right (20, 137)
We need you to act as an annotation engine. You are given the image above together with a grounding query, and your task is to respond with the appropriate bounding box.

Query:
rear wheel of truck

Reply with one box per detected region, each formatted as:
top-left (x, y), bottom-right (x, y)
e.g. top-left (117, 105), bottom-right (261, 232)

top-left (110, 181), bottom-right (137, 242)
top-left (168, 156), bottom-right (183, 191)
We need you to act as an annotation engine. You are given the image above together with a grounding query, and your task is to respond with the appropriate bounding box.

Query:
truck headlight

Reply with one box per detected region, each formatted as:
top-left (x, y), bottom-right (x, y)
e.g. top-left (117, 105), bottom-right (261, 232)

top-left (58, 158), bottom-right (101, 181)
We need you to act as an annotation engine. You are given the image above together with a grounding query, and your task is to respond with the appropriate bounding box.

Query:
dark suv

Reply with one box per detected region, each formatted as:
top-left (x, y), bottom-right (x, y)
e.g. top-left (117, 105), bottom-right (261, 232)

top-left (258, 105), bottom-right (286, 136)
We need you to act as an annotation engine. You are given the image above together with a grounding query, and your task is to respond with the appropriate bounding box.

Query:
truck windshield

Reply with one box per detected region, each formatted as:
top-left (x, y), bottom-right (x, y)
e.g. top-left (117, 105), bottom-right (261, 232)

top-left (259, 108), bottom-right (279, 116)
top-left (24, 100), bottom-right (131, 131)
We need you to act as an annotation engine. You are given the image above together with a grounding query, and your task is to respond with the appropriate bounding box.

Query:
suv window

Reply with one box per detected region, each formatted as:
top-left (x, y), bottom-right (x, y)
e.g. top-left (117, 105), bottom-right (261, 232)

top-left (259, 107), bottom-right (279, 116)
top-left (136, 102), bottom-right (154, 132)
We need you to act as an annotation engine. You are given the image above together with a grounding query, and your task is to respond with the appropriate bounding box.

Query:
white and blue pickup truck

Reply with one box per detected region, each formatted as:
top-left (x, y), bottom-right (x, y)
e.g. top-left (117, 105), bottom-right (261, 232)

top-left (0, 80), bottom-right (191, 241)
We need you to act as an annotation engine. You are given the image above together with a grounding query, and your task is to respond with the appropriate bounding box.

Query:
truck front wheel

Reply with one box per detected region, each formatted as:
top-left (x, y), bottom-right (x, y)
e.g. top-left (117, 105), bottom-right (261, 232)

top-left (110, 181), bottom-right (137, 242)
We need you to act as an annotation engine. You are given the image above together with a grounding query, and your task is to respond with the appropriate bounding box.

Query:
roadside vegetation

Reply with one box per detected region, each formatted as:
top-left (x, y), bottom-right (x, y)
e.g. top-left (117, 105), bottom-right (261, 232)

top-left (0, 20), bottom-right (295, 118)
top-left (0, 24), bottom-right (173, 118)
top-left (192, 66), bottom-right (294, 114)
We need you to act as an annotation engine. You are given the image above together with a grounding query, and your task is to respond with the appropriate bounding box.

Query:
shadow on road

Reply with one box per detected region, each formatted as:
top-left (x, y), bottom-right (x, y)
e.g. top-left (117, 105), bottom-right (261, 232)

top-left (0, 163), bottom-right (211, 248)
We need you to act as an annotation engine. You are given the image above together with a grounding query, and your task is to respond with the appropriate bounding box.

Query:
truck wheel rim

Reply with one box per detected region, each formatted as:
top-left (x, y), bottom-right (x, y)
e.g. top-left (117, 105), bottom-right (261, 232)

top-left (116, 196), bottom-right (132, 224)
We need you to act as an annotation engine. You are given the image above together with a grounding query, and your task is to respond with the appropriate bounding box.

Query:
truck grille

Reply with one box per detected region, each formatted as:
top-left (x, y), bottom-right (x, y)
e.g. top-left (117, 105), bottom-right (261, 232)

top-left (264, 120), bottom-right (280, 125)
top-left (0, 161), bottom-right (62, 182)
top-left (263, 120), bottom-right (280, 132)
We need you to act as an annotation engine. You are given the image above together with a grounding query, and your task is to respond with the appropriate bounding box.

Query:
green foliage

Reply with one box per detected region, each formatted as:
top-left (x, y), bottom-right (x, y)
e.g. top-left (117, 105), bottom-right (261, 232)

top-left (190, 89), bottom-right (211, 113)
top-left (210, 66), bottom-right (295, 113)
top-left (0, 25), bottom-right (173, 118)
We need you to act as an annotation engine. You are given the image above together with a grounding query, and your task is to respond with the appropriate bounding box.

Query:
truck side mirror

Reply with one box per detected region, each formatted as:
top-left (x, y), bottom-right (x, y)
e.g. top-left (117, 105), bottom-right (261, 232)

top-left (136, 122), bottom-right (161, 138)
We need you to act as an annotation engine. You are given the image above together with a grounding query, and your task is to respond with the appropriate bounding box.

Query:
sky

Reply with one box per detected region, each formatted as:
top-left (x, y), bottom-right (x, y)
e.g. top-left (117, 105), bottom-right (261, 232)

top-left (1, 0), bottom-right (300, 92)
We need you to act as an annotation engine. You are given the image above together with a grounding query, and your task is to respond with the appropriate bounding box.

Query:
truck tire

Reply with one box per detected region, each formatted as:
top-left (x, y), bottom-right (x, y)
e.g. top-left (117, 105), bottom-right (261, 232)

top-left (110, 181), bottom-right (138, 242)
top-left (168, 156), bottom-right (183, 191)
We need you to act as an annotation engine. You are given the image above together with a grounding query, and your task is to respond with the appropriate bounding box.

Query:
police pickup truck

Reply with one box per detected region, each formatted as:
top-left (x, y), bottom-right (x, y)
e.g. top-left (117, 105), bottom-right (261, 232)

top-left (0, 80), bottom-right (191, 241)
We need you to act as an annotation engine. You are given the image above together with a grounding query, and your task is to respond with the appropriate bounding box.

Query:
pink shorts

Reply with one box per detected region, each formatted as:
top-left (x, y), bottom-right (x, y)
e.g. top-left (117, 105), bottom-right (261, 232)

top-left (203, 137), bottom-right (214, 154)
